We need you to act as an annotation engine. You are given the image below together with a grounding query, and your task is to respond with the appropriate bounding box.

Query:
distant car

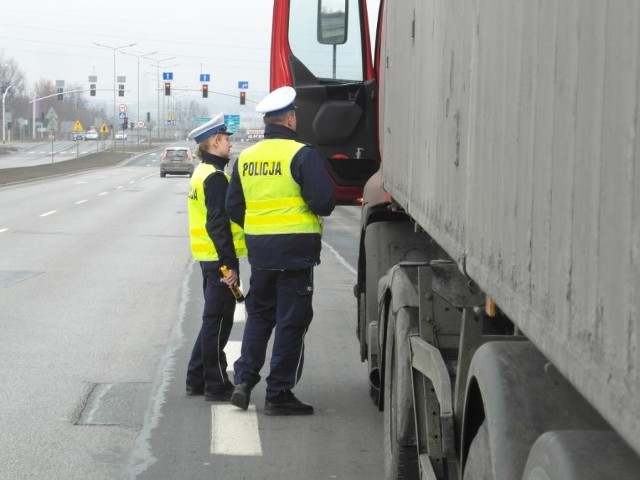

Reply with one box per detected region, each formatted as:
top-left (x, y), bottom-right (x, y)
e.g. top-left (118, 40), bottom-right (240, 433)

top-left (72, 132), bottom-right (85, 141)
top-left (85, 130), bottom-right (99, 140)
top-left (115, 131), bottom-right (127, 140)
top-left (160, 147), bottom-right (195, 177)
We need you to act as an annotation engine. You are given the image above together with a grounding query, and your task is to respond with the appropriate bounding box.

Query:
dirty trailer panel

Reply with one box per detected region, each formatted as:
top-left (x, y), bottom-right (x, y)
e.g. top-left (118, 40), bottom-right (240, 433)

top-left (379, 0), bottom-right (639, 454)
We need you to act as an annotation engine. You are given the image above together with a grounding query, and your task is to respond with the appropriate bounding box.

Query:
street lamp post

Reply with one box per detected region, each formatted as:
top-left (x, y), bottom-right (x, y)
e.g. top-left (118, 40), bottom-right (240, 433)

top-left (1, 63), bottom-right (13, 144)
top-left (121, 49), bottom-right (158, 144)
top-left (2, 84), bottom-right (13, 144)
top-left (145, 57), bottom-right (176, 139)
top-left (93, 41), bottom-right (137, 137)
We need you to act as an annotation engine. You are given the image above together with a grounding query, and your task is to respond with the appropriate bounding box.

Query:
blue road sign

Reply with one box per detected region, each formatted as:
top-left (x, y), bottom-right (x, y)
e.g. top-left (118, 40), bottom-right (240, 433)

top-left (200, 74), bottom-right (211, 82)
top-left (224, 114), bottom-right (240, 132)
top-left (163, 72), bottom-right (173, 81)
top-left (238, 81), bottom-right (249, 89)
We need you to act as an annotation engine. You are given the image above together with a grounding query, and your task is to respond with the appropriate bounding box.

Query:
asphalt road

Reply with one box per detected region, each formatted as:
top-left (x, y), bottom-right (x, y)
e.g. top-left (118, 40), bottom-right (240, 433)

top-left (0, 141), bottom-right (161, 186)
top-left (0, 149), bottom-right (383, 479)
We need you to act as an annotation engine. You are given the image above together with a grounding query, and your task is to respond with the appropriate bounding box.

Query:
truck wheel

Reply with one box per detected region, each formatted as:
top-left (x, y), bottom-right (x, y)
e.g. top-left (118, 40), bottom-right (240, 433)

top-left (383, 307), bottom-right (419, 479)
top-left (358, 292), bottom-right (368, 361)
top-left (523, 431), bottom-right (640, 480)
top-left (463, 420), bottom-right (494, 480)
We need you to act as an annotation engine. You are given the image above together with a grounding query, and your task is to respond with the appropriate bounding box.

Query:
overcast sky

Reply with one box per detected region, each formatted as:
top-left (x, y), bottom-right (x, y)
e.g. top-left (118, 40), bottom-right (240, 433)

top-left (1, 1), bottom-right (274, 119)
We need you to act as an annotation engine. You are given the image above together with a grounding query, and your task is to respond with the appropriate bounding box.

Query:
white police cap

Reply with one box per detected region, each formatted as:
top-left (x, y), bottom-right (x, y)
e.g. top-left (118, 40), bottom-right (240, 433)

top-left (187, 113), bottom-right (231, 143)
top-left (256, 86), bottom-right (297, 116)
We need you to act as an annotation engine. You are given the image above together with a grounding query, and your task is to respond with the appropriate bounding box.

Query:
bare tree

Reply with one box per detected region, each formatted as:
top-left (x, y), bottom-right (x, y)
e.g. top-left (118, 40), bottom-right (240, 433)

top-left (0, 55), bottom-right (26, 102)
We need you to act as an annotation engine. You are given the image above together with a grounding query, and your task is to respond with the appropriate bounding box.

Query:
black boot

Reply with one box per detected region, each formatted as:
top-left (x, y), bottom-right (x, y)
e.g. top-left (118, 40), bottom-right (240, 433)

top-left (264, 390), bottom-right (314, 416)
top-left (204, 382), bottom-right (234, 401)
top-left (230, 382), bottom-right (254, 410)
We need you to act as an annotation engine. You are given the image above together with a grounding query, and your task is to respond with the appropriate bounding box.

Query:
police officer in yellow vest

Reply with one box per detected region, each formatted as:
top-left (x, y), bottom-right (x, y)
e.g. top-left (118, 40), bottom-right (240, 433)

top-left (226, 86), bottom-right (335, 415)
top-left (185, 113), bottom-right (247, 401)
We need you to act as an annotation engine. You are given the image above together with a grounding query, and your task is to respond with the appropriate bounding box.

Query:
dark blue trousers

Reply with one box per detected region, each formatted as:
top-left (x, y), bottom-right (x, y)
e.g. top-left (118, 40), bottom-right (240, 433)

top-left (186, 261), bottom-right (236, 393)
top-left (233, 267), bottom-right (314, 397)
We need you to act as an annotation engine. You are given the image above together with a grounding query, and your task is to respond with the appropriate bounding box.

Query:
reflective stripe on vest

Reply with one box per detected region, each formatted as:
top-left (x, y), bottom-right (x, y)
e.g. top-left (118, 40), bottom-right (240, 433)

top-left (188, 163), bottom-right (247, 261)
top-left (238, 139), bottom-right (321, 235)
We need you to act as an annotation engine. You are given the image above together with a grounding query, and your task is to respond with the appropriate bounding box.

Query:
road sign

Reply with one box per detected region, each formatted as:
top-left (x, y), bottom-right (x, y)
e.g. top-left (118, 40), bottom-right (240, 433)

top-left (100, 124), bottom-right (109, 133)
top-left (224, 114), bottom-right (240, 132)
top-left (119, 112), bottom-right (126, 119)
top-left (118, 104), bottom-right (127, 112)
top-left (72, 121), bottom-right (84, 132)
top-left (238, 81), bottom-right (249, 89)
top-left (163, 72), bottom-right (173, 81)
top-left (200, 74), bottom-right (210, 82)
top-left (137, 121), bottom-right (145, 128)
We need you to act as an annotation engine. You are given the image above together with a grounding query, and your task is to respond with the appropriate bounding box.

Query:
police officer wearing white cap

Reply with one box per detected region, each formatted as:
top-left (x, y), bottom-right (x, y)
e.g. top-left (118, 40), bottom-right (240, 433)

top-left (226, 86), bottom-right (335, 415)
top-left (185, 113), bottom-right (247, 401)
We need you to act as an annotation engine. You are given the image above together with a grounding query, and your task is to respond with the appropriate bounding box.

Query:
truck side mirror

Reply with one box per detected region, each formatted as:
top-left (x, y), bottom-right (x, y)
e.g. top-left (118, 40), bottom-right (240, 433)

top-left (317, 0), bottom-right (348, 45)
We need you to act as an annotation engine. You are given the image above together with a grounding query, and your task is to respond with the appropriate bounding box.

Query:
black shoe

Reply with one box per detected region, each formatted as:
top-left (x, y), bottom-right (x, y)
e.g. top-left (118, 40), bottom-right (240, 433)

top-left (186, 384), bottom-right (204, 396)
top-left (264, 391), bottom-right (314, 416)
top-left (204, 382), bottom-right (234, 402)
top-left (230, 382), bottom-right (254, 410)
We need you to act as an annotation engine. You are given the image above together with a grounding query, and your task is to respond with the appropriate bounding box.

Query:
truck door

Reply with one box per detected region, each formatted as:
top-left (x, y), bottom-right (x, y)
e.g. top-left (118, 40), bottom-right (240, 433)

top-left (271, 0), bottom-right (378, 203)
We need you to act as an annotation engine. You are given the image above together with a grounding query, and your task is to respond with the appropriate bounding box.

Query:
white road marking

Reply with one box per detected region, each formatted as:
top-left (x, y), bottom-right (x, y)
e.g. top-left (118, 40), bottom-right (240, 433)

top-left (0, 228), bottom-right (8, 233)
top-left (75, 199), bottom-right (88, 204)
top-left (226, 341), bottom-right (242, 373)
top-left (116, 185), bottom-right (124, 189)
top-left (233, 303), bottom-right (246, 323)
top-left (40, 211), bottom-right (56, 217)
top-left (98, 191), bottom-right (109, 196)
top-left (210, 405), bottom-right (262, 456)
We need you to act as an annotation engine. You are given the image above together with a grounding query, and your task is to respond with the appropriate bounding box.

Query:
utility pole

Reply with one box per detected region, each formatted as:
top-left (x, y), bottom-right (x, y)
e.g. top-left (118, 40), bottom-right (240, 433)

top-left (92, 42), bottom-right (137, 137)
top-left (121, 49), bottom-right (157, 144)
top-left (145, 56), bottom-right (176, 140)
top-left (1, 63), bottom-right (13, 144)
top-left (2, 84), bottom-right (13, 144)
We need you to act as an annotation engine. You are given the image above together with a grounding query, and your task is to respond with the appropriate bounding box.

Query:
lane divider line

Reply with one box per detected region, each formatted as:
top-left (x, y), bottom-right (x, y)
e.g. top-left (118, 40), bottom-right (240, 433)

top-left (39, 211), bottom-right (56, 217)
top-left (210, 405), bottom-right (263, 456)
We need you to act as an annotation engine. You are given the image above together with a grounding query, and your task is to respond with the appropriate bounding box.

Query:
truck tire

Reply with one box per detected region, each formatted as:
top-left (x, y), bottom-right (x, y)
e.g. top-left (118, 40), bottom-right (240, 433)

top-left (383, 307), bottom-right (419, 480)
top-left (523, 431), bottom-right (640, 480)
top-left (463, 420), bottom-right (494, 480)
top-left (363, 220), bottom-right (436, 408)
top-left (358, 292), bottom-right (368, 361)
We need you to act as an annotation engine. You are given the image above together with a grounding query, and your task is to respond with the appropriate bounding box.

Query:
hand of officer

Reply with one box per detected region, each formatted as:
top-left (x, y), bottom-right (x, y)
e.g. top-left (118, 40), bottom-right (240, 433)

top-left (222, 268), bottom-right (239, 287)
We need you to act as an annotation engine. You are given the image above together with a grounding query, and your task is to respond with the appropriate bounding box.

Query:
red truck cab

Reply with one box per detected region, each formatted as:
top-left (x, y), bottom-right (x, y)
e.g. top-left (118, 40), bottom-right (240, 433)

top-left (270, 0), bottom-right (380, 203)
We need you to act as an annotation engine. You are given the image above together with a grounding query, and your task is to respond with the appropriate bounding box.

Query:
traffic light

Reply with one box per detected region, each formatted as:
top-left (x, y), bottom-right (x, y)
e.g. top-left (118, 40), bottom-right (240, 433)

top-left (164, 82), bottom-right (171, 96)
top-left (7, 121), bottom-right (12, 130)
top-left (123, 116), bottom-right (128, 129)
top-left (118, 84), bottom-right (125, 97)
top-left (130, 122), bottom-right (134, 130)
top-left (90, 84), bottom-right (96, 96)
top-left (202, 84), bottom-right (208, 98)
top-left (147, 112), bottom-right (151, 122)
top-left (240, 91), bottom-right (246, 105)
top-left (57, 87), bottom-right (63, 101)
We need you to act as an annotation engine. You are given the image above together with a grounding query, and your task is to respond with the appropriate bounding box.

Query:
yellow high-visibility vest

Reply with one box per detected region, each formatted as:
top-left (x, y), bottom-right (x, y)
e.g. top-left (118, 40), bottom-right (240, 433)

top-left (238, 139), bottom-right (321, 235)
top-left (188, 163), bottom-right (247, 261)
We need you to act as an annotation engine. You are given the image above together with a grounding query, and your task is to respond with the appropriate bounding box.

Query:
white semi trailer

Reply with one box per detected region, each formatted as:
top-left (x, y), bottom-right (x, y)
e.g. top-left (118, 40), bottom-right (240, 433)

top-left (271, 0), bottom-right (640, 478)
